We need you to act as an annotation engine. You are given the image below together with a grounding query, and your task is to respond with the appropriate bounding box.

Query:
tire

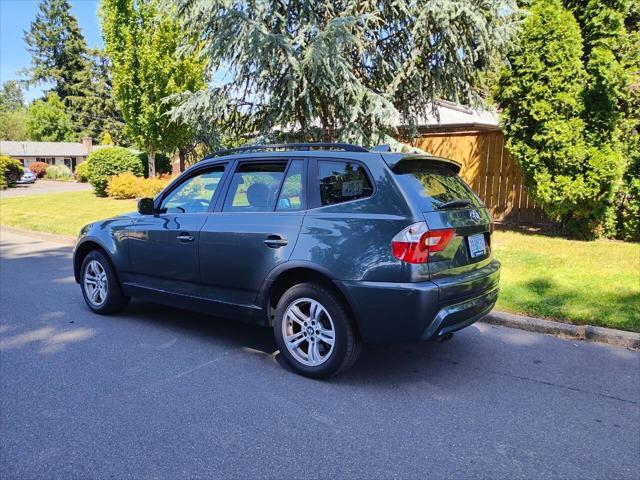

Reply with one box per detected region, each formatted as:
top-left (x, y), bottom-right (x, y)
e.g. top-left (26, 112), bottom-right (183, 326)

top-left (80, 250), bottom-right (129, 314)
top-left (274, 282), bottom-right (361, 379)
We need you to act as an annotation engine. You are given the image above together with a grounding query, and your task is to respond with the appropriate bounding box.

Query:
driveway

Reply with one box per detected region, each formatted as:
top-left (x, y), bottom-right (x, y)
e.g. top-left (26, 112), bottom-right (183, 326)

top-left (1, 229), bottom-right (638, 479)
top-left (0, 180), bottom-right (92, 198)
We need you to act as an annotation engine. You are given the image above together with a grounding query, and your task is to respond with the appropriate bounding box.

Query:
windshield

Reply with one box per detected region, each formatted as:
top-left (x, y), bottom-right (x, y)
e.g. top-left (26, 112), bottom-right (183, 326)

top-left (393, 161), bottom-right (482, 211)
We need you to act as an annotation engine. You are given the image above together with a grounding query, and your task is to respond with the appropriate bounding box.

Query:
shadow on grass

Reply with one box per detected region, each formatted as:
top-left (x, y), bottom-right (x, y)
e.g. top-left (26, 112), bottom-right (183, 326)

top-left (503, 278), bottom-right (640, 332)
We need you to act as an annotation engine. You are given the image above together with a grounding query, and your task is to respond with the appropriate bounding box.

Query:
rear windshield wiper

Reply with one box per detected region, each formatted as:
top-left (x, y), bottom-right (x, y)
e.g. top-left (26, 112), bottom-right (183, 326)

top-left (436, 199), bottom-right (472, 210)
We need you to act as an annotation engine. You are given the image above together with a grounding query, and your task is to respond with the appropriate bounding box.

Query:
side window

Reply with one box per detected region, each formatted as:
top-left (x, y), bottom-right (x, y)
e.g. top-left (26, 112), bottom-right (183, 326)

top-left (160, 167), bottom-right (224, 214)
top-left (276, 160), bottom-right (304, 211)
top-left (223, 162), bottom-right (287, 212)
top-left (318, 160), bottom-right (373, 206)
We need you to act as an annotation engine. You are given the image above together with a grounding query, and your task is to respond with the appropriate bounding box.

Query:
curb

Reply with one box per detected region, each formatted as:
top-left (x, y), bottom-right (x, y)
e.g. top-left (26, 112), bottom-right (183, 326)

top-left (482, 311), bottom-right (640, 350)
top-left (0, 225), bottom-right (75, 246)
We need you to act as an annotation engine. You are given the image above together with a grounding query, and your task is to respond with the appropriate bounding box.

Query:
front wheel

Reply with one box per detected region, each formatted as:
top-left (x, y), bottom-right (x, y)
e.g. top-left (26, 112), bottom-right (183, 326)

top-left (273, 282), bottom-right (361, 379)
top-left (80, 250), bottom-right (129, 314)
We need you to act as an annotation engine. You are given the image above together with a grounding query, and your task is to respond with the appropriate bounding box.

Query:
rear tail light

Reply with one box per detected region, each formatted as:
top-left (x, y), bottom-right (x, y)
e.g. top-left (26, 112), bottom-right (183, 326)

top-left (391, 222), bottom-right (454, 264)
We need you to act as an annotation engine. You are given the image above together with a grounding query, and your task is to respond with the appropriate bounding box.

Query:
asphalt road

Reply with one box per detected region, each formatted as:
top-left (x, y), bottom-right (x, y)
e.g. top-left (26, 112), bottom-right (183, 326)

top-left (0, 180), bottom-right (92, 198)
top-left (1, 229), bottom-right (638, 480)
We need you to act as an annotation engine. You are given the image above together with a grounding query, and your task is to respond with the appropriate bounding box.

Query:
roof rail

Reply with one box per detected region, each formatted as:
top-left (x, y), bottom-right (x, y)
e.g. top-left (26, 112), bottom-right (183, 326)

top-left (204, 142), bottom-right (368, 159)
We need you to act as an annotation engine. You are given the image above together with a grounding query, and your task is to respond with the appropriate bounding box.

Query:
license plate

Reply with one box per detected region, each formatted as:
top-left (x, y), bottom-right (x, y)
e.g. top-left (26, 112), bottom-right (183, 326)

top-left (467, 233), bottom-right (486, 258)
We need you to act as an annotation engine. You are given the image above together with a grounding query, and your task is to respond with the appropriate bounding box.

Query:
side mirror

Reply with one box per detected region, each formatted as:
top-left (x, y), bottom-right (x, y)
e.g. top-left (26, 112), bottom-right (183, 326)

top-left (137, 197), bottom-right (155, 215)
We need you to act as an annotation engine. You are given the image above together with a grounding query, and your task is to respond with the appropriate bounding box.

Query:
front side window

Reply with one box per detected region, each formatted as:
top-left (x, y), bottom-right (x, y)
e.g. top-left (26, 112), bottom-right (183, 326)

top-left (160, 167), bottom-right (224, 214)
top-left (318, 160), bottom-right (373, 206)
top-left (223, 162), bottom-right (287, 212)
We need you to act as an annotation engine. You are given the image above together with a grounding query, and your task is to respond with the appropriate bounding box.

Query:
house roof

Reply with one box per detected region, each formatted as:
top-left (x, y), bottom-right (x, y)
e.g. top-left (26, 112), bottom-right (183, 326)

top-left (409, 100), bottom-right (500, 131)
top-left (0, 141), bottom-right (91, 157)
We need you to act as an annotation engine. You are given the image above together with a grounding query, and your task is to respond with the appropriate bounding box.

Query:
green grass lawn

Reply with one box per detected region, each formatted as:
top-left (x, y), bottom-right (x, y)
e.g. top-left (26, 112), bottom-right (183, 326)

top-left (1, 191), bottom-right (638, 331)
top-left (494, 230), bottom-right (639, 332)
top-left (0, 191), bottom-right (136, 237)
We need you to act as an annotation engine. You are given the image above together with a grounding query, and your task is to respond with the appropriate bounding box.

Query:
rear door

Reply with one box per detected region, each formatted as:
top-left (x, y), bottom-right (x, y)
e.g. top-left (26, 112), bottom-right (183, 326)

top-left (392, 160), bottom-right (498, 300)
top-left (198, 159), bottom-right (306, 307)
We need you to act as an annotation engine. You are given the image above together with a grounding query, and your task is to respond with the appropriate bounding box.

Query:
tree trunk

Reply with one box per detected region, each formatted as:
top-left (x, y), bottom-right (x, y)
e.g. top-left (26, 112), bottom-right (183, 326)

top-left (148, 150), bottom-right (156, 178)
top-left (179, 148), bottom-right (186, 173)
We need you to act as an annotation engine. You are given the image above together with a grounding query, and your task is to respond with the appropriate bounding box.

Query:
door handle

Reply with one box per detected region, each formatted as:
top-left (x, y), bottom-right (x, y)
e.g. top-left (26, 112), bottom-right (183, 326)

top-left (177, 232), bottom-right (194, 243)
top-left (264, 235), bottom-right (288, 248)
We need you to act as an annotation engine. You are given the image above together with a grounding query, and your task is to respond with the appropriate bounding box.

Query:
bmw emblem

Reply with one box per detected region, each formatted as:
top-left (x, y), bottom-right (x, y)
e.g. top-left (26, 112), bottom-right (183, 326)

top-left (469, 210), bottom-right (481, 222)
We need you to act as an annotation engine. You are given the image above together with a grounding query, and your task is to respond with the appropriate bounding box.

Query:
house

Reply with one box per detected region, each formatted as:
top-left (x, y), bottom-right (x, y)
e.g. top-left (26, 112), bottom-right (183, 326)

top-left (405, 100), bottom-right (545, 224)
top-left (0, 137), bottom-right (96, 172)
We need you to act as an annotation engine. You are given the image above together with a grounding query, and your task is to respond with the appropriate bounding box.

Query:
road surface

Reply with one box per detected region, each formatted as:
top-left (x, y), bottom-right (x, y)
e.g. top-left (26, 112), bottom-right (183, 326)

top-left (1, 229), bottom-right (638, 479)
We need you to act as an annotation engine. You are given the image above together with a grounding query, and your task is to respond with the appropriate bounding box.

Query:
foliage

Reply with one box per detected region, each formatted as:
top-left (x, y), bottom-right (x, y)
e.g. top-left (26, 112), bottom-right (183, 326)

top-left (24, 0), bottom-right (89, 101)
top-left (496, 0), bottom-right (626, 238)
top-left (171, 0), bottom-right (518, 144)
top-left (0, 110), bottom-right (28, 141)
top-left (28, 161), bottom-right (49, 178)
top-left (75, 160), bottom-right (90, 182)
top-left (67, 49), bottom-right (127, 144)
top-left (101, 131), bottom-right (115, 145)
top-left (0, 81), bottom-right (27, 140)
top-left (106, 171), bottom-right (171, 199)
top-left (0, 155), bottom-right (23, 189)
top-left (86, 146), bottom-right (143, 196)
top-left (614, 135), bottom-right (640, 241)
top-left (0, 81), bottom-right (25, 111)
top-left (44, 164), bottom-right (73, 180)
top-left (100, 0), bottom-right (206, 177)
top-left (26, 93), bottom-right (76, 142)
top-left (138, 152), bottom-right (172, 177)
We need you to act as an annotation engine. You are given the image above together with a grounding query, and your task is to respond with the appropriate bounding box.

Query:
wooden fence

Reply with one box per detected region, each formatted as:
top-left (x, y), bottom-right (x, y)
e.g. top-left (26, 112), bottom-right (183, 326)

top-left (412, 130), bottom-right (546, 224)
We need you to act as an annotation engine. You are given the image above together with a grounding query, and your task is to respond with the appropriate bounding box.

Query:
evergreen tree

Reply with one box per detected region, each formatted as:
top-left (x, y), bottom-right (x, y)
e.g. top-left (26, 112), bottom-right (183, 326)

top-left (101, 0), bottom-right (206, 176)
top-left (496, 0), bottom-right (624, 237)
top-left (67, 49), bottom-right (127, 145)
top-left (24, 0), bottom-right (89, 101)
top-left (170, 0), bottom-right (517, 144)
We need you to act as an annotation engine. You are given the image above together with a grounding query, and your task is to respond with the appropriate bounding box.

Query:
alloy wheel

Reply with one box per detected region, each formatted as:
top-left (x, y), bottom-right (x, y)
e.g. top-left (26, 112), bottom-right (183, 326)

top-left (84, 260), bottom-right (108, 307)
top-left (282, 298), bottom-right (336, 366)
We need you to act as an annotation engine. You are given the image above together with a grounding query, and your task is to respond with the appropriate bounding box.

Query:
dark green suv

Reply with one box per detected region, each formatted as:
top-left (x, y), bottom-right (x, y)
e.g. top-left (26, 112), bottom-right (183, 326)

top-left (73, 143), bottom-right (500, 378)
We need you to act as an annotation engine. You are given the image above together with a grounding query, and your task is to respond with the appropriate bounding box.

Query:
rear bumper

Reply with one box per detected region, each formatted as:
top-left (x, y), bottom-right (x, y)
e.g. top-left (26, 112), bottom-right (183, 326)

top-left (338, 260), bottom-right (500, 343)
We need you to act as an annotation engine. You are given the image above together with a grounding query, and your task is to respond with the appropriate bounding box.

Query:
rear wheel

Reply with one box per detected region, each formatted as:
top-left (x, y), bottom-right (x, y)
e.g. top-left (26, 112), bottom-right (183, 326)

top-left (274, 282), bottom-right (361, 378)
top-left (80, 250), bottom-right (129, 314)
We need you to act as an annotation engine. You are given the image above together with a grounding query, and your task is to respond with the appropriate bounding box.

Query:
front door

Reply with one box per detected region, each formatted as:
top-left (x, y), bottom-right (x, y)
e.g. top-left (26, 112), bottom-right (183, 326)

top-left (125, 165), bottom-right (226, 295)
top-left (199, 159), bottom-right (306, 307)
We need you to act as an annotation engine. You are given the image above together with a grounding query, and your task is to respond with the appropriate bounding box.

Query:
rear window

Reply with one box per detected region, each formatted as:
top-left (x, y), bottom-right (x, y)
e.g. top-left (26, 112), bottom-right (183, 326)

top-left (393, 161), bottom-right (482, 211)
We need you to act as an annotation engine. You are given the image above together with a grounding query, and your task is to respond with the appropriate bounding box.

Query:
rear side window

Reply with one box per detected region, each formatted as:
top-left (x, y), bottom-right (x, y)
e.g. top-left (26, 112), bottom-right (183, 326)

top-left (393, 161), bottom-right (482, 211)
top-left (318, 160), bottom-right (373, 206)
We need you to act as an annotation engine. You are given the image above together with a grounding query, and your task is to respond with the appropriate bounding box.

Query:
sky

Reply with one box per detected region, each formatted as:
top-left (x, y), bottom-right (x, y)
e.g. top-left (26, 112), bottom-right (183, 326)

top-left (0, 0), bottom-right (102, 102)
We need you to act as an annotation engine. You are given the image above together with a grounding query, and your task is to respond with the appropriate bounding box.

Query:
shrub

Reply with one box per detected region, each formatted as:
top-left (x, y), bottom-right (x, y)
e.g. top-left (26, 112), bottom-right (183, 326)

top-left (28, 161), bottom-right (48, 178)
top-left (0, 155), bottom-right (23, 189)
top-left (106, 172), bottom-right (172, 199)
top-left (138, 152), bottom-right (172, 177)
top-left (75, 161), bottom-right (91, 183)
top-left (45, 164), bottom-right (73, 180)
top-left (496, 0), bottom-right (627, 239)
top-left (86, 146), bottom-right (143, 196)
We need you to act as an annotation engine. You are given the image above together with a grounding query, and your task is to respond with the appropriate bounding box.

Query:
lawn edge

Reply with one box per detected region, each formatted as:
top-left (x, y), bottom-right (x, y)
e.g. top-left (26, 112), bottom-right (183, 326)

top-left (482, 311), bottom-right (640, 350)
top-left (0, 225), bottom-right (75, 246)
